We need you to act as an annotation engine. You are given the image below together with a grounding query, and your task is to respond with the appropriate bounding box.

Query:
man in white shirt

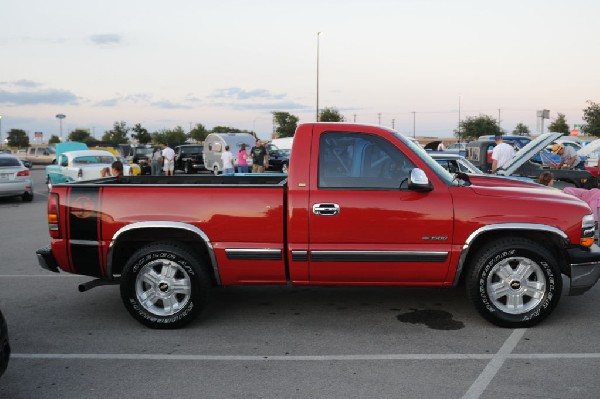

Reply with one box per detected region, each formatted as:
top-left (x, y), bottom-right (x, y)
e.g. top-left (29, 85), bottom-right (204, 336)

top-left (162, 144), bottom-right (176, 176)
top-left (491, 135), bottom-right (515, 172)
top-left (220, 145), bottom-right (235, 176)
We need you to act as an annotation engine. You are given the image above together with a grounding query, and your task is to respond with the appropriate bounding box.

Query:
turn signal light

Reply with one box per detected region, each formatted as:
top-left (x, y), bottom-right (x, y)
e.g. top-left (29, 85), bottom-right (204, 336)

top-left (580, 237), bottom-right (594, 247)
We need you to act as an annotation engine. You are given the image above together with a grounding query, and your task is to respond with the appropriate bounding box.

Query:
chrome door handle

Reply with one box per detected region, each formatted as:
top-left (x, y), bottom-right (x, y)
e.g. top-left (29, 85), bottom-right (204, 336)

top-left (312, 203), bottom-right (340, 216)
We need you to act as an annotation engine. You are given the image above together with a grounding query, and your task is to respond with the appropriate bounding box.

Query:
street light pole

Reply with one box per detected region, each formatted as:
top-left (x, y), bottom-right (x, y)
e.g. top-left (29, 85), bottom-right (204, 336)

top-left (0, 115), bottom-right (3, 148)
top-left (316, 32), bottom-right (322, 122)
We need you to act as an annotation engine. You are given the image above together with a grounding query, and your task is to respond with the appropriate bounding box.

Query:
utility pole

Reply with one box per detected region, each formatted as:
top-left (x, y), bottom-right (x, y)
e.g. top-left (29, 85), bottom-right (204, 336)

top-left (353, 114), bottom-right (356, 123)
top-left (498, 108), bottom-right (501, 133)
top-left (458, 96), bottom-right (461, 142)
top-left (391, 119), bottom-right (395, 129)
top-left (412, 111), bottom-right (416, 138)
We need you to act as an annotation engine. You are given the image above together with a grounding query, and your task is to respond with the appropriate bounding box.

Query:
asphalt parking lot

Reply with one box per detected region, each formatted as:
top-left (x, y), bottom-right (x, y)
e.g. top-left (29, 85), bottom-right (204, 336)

top-left (0, 166), bottom-right (599, 398)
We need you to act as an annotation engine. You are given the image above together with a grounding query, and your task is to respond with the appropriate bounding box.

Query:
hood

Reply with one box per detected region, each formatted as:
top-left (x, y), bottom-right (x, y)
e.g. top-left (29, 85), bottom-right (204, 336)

top-left (578, 138), bottom-right (600, 157)
top-left (464, 174), bottom-right (538, 188)
top-left (496, 132), bottom-right (563, 176)
top-left (469, 181), bottom-right (590, 208)
top-left (55, 142), bottom-right (88, 158)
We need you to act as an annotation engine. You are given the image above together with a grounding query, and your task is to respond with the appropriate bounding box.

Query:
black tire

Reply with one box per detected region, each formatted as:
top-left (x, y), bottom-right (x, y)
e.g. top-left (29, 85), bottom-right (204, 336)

top-left (22, 192), bottom-right (33, 202)
top-left (465, 237), bottom-right (562, 328)
top-left (120, 242), bottom-right (210, 329)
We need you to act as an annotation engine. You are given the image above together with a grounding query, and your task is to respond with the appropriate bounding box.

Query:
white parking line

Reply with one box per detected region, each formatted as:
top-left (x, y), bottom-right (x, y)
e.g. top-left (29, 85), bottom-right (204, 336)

top-left (462, 328), bottom-right (526, 399)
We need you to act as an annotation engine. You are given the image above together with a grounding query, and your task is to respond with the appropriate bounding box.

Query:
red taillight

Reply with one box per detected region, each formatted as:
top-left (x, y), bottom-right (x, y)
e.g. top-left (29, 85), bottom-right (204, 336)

top-left (48, 193), bottom-right (61, 238)
top-left (17, 169), bottom-right (30, 177)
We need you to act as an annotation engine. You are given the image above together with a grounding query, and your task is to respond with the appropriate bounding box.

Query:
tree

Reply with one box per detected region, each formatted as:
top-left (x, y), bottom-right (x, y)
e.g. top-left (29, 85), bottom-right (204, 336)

top-left (319, 107), bottom-right (345, 122)
top-left (102, 121), bottom-right (129, 145)
top-left (211, 126), bottom-right (243, 133)
top-left (455, 115), bottom-right (500, 141)
top-left (131, 123), bottom-right (152, 144)
top-left (49, 135), bottom-right (61, 144)
top-left (548, 113), bottom-right (569, 135)
top-left (68, 128), bottom-right (91, 143)
top-left (189, 123), bottom-right (209, 142)
top-left (582, 100), bottom-right (600, 137)
top-left (151, 126), bottom-right (188, 145)
top-left (6, 129), bottom-right (29, 148)
top-left (512, 123), bottom-right (530, 136)
top-left (272, 111), bottom-right (299, 138)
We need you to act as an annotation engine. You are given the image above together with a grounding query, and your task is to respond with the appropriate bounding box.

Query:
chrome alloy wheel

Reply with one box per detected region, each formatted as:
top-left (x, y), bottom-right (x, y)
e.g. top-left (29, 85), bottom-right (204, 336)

top-left (486, 256), bottom-right (546, 314)
top-left (135, 260), bottom-right (192, 317)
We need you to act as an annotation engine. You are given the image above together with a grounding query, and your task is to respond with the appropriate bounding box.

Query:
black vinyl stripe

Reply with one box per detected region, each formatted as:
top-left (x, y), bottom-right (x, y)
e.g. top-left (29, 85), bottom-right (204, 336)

top-left (310, 251), bottom-right (448, 263)
top-left (291, 251), bottom-right (308, 262)
top-left (225, 249), bottom-right (282, 260)
top-left (68, 187), bottom-right (101, 276)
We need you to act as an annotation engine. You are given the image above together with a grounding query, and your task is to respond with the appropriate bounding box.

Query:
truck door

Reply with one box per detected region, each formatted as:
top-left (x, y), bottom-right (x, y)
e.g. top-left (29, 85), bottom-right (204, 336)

top-left (307, 131), bottom-right (454, 284)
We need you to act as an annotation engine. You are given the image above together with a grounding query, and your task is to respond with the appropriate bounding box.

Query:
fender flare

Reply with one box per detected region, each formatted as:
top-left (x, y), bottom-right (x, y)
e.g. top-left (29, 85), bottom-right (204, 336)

top-left (453, 223), bottom-right (569, 286)
top-left (107, 221), bottom-right (221, 285)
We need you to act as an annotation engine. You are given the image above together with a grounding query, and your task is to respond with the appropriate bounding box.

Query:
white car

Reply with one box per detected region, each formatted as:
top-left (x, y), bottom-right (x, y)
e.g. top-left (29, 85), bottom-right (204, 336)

top-left (0, 154), bottom-right (34, 202)
top-left (46, 149), bottom-right (132, 190)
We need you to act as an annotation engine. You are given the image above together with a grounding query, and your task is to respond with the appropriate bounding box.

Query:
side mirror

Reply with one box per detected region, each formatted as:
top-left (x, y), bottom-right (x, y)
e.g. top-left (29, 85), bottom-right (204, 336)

top-left (408, 168), bottom-right (432, 192)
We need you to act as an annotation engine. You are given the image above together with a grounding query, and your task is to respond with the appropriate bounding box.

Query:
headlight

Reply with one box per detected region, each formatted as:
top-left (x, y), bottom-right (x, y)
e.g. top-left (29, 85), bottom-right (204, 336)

top-left (580, 214), bottom-right (596, 247)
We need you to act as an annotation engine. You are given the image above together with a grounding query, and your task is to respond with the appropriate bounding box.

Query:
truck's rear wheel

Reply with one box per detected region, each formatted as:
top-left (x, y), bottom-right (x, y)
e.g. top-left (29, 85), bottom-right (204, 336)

top-left (120, 242), bottom-right (210, 329)
top-left (466, 237), bottom-right (561, 328)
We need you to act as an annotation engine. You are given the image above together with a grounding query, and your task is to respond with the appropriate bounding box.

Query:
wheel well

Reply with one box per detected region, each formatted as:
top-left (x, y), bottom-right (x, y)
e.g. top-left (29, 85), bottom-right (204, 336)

top-left (109, 228), bottom-right (218, 286)
top-left (456, 229), bottom-right (568, 285)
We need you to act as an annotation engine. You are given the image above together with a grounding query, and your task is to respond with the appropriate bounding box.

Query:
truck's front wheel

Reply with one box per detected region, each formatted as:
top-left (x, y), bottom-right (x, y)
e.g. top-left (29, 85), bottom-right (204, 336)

top-left (120, 242), bottom-right (210, 329)
top-left (466, 238), bottom-right (562, 328)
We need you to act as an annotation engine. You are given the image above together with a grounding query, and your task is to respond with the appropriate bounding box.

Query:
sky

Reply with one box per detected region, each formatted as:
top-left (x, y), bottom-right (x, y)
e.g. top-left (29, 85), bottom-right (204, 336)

top-left (1, 0), bottom-right (599, 143)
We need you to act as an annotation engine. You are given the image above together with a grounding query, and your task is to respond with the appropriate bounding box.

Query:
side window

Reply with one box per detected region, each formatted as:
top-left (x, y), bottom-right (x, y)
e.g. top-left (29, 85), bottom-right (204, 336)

top-left (60, 156), bottom-right (68, 167)
top-left (318, 132), bottom-right (414, 189)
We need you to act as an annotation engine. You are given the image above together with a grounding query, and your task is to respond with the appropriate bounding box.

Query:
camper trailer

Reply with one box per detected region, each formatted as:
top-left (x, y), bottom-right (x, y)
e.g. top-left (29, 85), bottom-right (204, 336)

top-left (203, 133), bottom-right (256, 175)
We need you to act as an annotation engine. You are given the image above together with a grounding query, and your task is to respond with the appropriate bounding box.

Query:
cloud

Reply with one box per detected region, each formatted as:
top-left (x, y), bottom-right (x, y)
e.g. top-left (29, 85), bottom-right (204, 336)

top-left (94, 93), bottom-right (192, 109)
top-left (210, 87), bottom-right (286, 100)
top-left (229, 101), bottom-right (308, 111)
top-left (89, 34), bottom-right (122, 46)
top-left (0, 89), bottom-right (79, 106)
top-left (13, 79), bottom-right (43, 88)
top-left (94, 98), bottom-right (120, 107)
top-left (150, 100), bottom-right (193, 110)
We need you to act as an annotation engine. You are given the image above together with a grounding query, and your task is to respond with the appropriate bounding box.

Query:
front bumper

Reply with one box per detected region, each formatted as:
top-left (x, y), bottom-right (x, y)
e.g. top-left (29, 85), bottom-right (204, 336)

top-left (36, 245), bottom-right (60, 273)
top-left (567, 244), bottom-right (600, 295)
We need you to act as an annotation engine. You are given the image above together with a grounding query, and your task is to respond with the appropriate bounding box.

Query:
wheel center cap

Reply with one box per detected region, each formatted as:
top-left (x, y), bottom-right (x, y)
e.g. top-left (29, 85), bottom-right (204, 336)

top-left (510, 280), bottom-right (521, 290)
top-left (159, 282), bottom-right (169, 292)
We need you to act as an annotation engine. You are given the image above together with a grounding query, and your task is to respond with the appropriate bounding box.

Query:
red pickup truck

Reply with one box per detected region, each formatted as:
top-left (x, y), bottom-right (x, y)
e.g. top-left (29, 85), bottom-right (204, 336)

top-left (37, 123), bottom-right (600, 329)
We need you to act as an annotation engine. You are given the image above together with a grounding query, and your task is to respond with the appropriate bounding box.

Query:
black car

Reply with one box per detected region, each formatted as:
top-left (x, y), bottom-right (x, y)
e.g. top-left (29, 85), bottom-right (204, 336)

top-left (0, 308), bottom-right (9, 378)
top-left (267, 149), bottom-right (290, 173)
top-left (174, 144), bottom-right (205, 174)
top-left (127, 145), bottom-right (154, 175)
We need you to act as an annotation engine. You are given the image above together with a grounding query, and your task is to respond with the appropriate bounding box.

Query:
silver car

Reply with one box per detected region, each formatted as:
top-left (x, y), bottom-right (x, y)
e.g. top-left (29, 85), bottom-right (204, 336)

top-left (0, 154), bottom-right (34, 202)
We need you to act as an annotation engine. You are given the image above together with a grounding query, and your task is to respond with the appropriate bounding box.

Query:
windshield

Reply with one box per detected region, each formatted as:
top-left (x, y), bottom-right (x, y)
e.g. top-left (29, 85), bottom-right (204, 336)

top-left (73, 156), bottom-right (115, 165)
top-left (135, 148), bottom-right (153, 156)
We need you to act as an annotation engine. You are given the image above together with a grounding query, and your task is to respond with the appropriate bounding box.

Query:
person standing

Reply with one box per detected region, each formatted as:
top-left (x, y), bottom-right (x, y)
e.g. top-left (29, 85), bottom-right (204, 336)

top-left (491, 135), bottom-right (515, 172)
top-left (221, 145), bottom-right (235, 176)
top-left (251, 139), bottom-right (268, 173)
top-left (162, 143), bottom-right (175, 176)
top-left (150, 147), bottom-right (162, 176)
top-left (437, 141), bottom-right (445, 151)
top-left (236, 144), bottom-right (249, 173)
